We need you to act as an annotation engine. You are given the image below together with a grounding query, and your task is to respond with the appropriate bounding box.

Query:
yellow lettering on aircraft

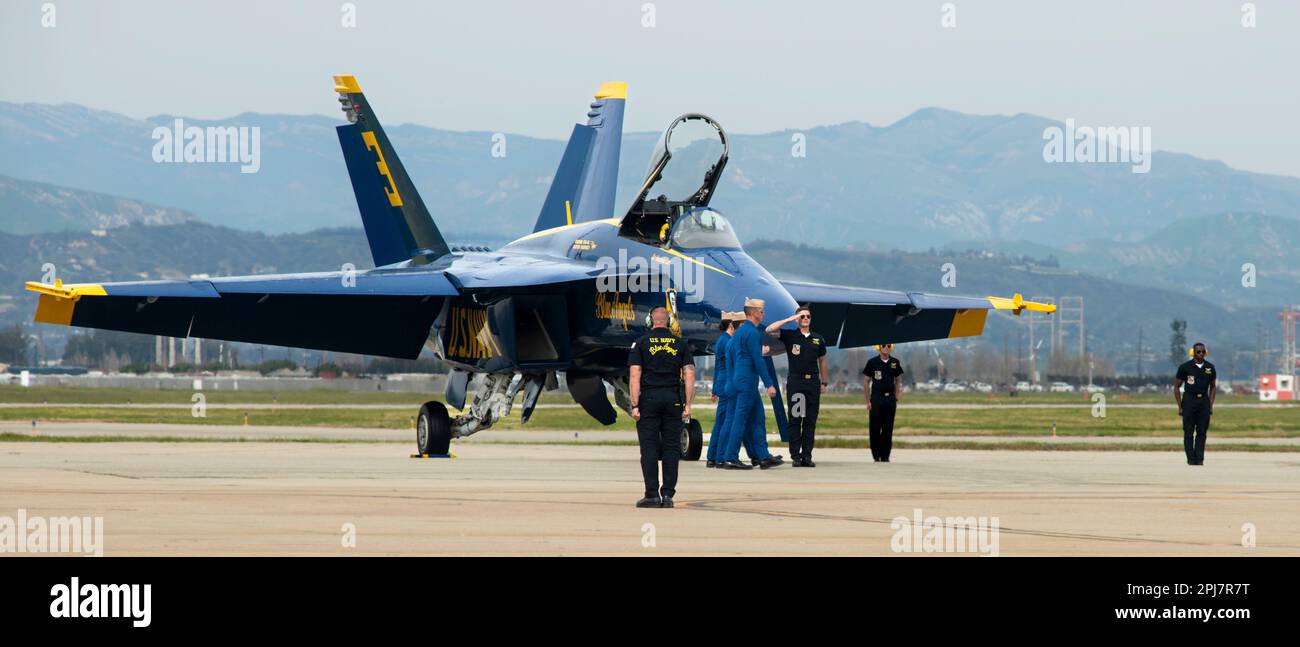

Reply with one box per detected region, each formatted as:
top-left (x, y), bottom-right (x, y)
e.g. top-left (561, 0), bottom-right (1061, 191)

top-left (445, 306), bottom-right (499, 359)
top-left (596, 291), bottom-right (635, 331)
top-left (361, 130), bottom-right (403, 207)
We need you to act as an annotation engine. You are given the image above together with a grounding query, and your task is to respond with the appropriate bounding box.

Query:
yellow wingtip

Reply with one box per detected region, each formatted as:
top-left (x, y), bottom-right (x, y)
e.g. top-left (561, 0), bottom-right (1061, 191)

top-left (594, 81), bottom-right (627, 100)
top-left (333, 74), bottom-right (362, 93)
top-left (986, 293), bottom-right (1056, 315)
top-left (25, 281), bottom-right (107, 300)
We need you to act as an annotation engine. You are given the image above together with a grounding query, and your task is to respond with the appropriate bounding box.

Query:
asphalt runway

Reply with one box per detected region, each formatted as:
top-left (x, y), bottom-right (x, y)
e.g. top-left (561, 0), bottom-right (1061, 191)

top-left (2, 431), bottom-right (1297, 556)
top-left (6, 421), bottom-right (1300, 447)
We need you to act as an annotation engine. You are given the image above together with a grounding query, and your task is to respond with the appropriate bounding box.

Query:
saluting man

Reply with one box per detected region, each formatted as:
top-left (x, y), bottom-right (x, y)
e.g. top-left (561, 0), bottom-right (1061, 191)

top-left (720, 298), bottom-right (782, 470)
top-left (628, 306), bottom-right (696, 507)
top-left (706, 311), bottom-right (743, 468)
top-left (767, 305), bottom-right (828, 467)
top-left (862, 344), bottom-right (904, 462)
top-left (1174, 342), bottom-right (1216, 466)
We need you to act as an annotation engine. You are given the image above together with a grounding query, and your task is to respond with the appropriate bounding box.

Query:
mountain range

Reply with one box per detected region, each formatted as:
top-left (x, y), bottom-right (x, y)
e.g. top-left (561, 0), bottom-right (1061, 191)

top-left (4, 102), bottom-right (1300, 251)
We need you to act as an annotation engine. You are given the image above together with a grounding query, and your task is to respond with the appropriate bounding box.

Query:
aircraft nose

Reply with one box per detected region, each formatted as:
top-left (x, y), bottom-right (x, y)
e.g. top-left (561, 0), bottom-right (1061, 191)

top-left (720, 252), bottom-right (798, 325)
top-left (747, 281), bottom-right (798, 327)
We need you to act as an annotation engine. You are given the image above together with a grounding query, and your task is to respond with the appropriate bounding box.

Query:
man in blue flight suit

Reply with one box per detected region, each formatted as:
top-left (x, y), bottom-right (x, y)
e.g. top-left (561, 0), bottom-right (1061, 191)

top-left (706, 311), bottom-right (743, 468)
top-left (720, 298), bottom-right (784, 470)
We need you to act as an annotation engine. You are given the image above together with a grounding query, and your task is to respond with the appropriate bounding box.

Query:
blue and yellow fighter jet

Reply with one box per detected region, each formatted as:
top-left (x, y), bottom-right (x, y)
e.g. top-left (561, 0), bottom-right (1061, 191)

top-left (26, 76), bottom-right (1054, 457)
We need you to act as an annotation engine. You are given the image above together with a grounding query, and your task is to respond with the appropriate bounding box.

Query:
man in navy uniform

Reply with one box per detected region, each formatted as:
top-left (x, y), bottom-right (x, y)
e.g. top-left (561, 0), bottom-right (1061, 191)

top-left (628, 306), bottom-right (696, 507)
top-left (767, 305), bottom-right (828, 467)
top-left (862, 344), bottom-right (904, 462)
top-left (1174, 342), bottom-right (1216, 466)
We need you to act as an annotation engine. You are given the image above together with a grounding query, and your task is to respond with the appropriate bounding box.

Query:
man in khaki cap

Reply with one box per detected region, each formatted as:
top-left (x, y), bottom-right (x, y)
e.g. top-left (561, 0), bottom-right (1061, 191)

top-left (719, 298), bottom-right (783, 469)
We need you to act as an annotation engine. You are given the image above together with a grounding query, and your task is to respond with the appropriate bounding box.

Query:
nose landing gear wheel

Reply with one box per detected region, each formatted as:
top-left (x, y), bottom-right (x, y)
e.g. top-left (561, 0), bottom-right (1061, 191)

top-left (417, 401), bottom-right (451, 455)
top-left (681, 418), bottom-right (704, 461)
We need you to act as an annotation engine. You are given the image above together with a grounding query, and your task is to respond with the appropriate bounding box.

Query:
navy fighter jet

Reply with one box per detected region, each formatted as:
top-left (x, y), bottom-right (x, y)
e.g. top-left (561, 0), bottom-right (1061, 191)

top-left (26, 76), bottom-right (1055, 457)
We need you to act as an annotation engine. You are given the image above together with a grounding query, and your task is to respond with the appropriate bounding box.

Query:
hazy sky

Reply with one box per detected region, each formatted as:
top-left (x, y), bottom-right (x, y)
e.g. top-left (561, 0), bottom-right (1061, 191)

top-left (4, 0), bottom-right (1298, 177)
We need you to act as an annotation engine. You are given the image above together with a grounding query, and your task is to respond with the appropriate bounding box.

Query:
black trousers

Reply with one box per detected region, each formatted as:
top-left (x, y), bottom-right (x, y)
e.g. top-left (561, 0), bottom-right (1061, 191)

top-left (869, 395), bottom-right (897, 460)
top-left (1182, 396), bottom-right (1211, 464)
top-left (787, 382), bottom-right (821, 460)
top-left (636, 388), bottom-right (683, 498)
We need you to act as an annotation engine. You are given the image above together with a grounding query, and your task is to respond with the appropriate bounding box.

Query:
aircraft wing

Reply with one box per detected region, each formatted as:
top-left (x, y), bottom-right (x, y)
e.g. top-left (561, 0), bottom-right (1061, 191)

top-left (444, 253), bottom-right (607, 290)
top-left (780, 280), bottom-right (1055, 349)
top-left (26, 268), bottom-right (459, 359)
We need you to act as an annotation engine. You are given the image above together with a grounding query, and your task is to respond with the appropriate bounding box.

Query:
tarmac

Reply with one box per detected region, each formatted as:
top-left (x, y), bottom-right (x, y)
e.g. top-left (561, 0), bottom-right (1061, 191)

top-left (5, 421), bottom-right (1299, 446)
top-left (1, 426), bottom-right (1297, 556)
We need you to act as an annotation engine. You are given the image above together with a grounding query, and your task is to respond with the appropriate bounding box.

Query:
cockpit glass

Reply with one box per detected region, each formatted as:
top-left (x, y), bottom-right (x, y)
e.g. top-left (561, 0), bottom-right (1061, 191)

top-left (641, 118), bottom-right (725, 203)
top-left (671, 209), bottom-right (741, 249)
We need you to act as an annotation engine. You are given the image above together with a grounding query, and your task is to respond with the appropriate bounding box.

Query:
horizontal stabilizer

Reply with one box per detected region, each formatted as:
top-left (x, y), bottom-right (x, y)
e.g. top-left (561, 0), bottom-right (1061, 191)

top-left (781, 280), bottom-right (1055, 348)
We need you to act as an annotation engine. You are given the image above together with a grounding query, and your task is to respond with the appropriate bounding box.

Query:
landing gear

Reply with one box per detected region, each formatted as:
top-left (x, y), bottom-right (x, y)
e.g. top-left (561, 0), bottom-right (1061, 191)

top-left (416, 401), bottom-right (451, 455)
top-left (450, 372), bottom-right (523, 439)
top-left (681, 418), bottom-right (703, 461)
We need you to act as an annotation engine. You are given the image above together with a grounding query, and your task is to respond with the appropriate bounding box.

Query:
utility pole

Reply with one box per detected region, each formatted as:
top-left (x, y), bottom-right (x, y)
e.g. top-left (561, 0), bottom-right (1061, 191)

top-left (1017, 326), bottom-right (1024, 381)
top-left (1028, 296), bottom-right (1055, 385)
top-left (1136, 325), bottom-right (1143, 378)
top-left (1282, 305), bottom-right (1299, 376)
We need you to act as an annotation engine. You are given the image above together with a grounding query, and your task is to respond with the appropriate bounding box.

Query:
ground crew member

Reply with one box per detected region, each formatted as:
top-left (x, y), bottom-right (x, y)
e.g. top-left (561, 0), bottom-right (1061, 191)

top-left (767, 305), bottom-right (828, 467)
top-left (1174, 342), bottom-right (1215, 466)
top-left (863, 344), bottom-right (904, 462)
top-left (628, 306), bottom-right (696, 507)
top-left (721, 298), bottom-right (782, 469)
top-left (706, 311), bottom-right (742, 468)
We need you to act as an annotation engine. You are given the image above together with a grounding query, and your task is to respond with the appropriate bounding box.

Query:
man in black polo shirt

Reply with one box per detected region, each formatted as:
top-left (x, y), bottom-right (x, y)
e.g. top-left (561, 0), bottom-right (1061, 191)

top-left (767, 305), bottom-right (828, 467)
top-left (1174, 342), bottom-right (1216, 466)
top-left (862, 344), bottom-right (904, 462)
top-left (628, 306), bottom-right (696, 507)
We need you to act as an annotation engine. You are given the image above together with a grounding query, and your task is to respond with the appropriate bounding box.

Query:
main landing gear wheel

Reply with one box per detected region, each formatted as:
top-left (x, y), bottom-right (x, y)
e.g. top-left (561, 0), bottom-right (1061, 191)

top-left (416, 401), bottom-right (451, 455)
top-left (681, 418), bottom-right (704, 461)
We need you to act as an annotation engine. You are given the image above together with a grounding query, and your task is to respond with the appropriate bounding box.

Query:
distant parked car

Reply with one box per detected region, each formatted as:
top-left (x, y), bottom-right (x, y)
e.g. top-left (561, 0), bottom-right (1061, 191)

top-left (1082, 384), bottom-right (1105, 393)
top-left (943, 382), bottom-right (969, 393)
top-left (1049, 382), bottom-right (1075, 393)
top-left (914, 380), bottom-right (942, 392)
top-left (973, 382), bottom-right (994, 393)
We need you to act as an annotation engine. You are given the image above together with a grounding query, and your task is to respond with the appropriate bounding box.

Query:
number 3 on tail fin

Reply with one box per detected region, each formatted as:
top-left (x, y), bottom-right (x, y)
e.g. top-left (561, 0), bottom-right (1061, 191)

top-left (361, 130), bottom-right (403, 207)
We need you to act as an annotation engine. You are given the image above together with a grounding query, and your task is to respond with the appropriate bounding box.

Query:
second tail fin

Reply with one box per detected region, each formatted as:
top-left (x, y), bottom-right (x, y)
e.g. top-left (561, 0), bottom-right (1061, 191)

top-left (533, 82), bottom-right (626, 232)
top-left (334, 75), bottom-right (450, 266)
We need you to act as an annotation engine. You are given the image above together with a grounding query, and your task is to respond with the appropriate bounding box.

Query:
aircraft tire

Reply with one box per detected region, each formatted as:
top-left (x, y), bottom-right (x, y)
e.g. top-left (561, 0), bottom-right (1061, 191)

top-left (417, 401), bottom-right (451, 455)
top-left (681, 418), bottom-right (704, 461)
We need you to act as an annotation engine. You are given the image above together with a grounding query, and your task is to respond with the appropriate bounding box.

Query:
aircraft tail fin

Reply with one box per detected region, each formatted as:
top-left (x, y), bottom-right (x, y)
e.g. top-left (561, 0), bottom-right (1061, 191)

top-left (334, 75), bottom-right (450, 265)
top-left (533, 82), bottom-right (626, 232)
